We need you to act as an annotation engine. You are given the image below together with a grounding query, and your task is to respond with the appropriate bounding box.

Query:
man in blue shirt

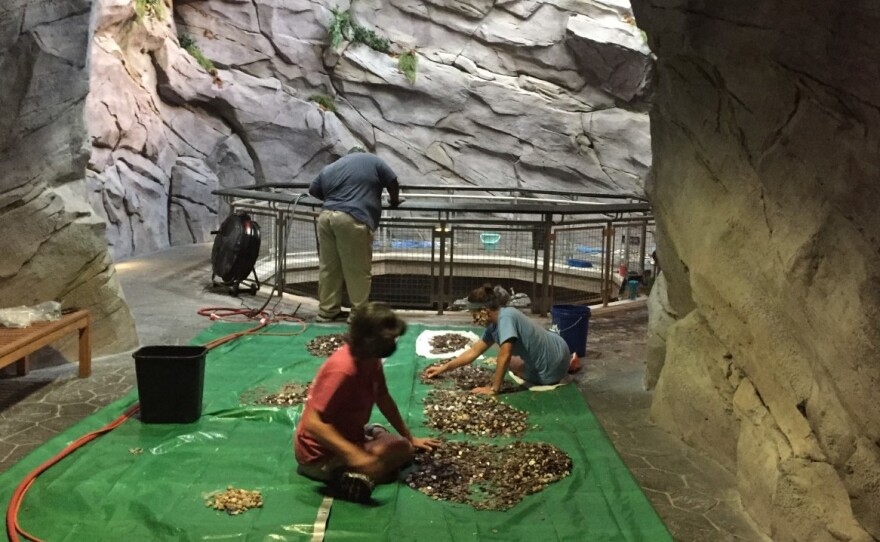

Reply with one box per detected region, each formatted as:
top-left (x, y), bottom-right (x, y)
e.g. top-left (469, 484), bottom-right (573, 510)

top-left (309, 148), bottom-right (402, 322)
top-left (424, 284), bottom-right (576, 393)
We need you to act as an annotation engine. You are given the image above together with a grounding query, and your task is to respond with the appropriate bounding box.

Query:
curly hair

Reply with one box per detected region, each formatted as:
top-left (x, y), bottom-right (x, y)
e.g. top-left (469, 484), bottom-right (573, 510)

top-left (466, 283), bottom-right (510, 309)
top-left (348, 302), bottom-right (406, 358)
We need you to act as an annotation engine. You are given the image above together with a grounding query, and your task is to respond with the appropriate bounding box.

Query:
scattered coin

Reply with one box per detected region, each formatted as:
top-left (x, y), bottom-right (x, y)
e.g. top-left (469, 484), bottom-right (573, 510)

top-left (205, 486), bottom-right (264, 515)
top-left (240, 382), bottom-right (310, 406)
top-left (421, 363), bottom-right (517, 393)
top-left (306, 333), bottom-right (347, 357)
top-left (405, 440), bottom-right (572, 510)
top-left (430, 333), bottom-right (473, 354)
top-left (423, 389), bottom-right (528, 437)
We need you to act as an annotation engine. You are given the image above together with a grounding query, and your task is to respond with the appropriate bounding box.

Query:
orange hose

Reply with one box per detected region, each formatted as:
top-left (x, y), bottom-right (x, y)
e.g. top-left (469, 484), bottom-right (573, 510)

top-left (7, 306), bottom-right (306, 540)
top-left (6, 403), bottom-right (140, 542)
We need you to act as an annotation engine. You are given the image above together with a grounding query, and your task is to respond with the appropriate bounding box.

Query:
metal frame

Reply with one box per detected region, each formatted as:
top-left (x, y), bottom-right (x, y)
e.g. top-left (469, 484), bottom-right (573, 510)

top-left (217, 186), bottom-right (655, 314)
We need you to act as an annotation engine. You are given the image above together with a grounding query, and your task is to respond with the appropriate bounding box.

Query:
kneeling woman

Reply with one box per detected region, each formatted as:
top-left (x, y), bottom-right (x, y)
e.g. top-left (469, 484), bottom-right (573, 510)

top-left (425, 284), bottom-right (574, 394)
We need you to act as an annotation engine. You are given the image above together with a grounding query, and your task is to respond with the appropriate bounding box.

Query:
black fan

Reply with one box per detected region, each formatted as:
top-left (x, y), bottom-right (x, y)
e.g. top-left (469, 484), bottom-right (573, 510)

top-left (211, 212), bottom-right (261, 295)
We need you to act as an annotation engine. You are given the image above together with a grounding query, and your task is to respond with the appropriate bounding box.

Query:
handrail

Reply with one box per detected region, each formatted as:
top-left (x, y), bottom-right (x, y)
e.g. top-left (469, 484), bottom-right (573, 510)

top-left (218, 184), bottom-right (655, 314)
top-left (218, 182), bottom-right (647, 201)
top-left (213, 187), bottom-right (651, 215)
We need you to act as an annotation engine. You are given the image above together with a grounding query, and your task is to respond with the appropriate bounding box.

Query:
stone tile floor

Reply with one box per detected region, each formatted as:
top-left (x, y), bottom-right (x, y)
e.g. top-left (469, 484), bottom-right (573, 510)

top-left (0, 244), bottom-right (768, 541)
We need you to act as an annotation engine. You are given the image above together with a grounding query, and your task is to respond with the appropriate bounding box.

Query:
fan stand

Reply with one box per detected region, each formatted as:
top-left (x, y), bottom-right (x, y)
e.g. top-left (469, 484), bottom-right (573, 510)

top-left (212, 268), bottom-right (261, 297)
top-left (211, 211), bottom-right (262, 298)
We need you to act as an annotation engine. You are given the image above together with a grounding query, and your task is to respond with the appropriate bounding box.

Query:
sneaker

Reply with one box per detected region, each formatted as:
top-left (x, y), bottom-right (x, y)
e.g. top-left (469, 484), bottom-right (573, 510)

top-left (334, 471), bottom-right (374, 503)
top-left (315, 311), bottom-right (350, 323)
top-left (568, 353), bottom-right (581, 374)
top-left (363, 423), bottom-right (388, 439)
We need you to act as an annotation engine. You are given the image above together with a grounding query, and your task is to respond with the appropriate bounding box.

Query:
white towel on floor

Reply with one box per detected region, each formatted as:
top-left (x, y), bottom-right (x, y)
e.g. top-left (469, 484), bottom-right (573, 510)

top-left (415, 329), bottom-right (480, 359)
top-left (508, 372), bottom-right (572, 391)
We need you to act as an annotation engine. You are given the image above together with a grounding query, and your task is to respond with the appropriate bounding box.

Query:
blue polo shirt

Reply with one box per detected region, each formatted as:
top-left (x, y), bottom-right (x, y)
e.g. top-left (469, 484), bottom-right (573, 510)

top-left (309, 153), bottom-right (397, 231)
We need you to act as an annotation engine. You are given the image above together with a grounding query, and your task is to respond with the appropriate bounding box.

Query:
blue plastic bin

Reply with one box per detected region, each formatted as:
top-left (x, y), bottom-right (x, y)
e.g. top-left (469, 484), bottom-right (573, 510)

top-left (391, 240), bottom-right (432, 249)
top-left (567, 258), bottom-right (593, 268)
top-left (550, 304), bottom-right (591, 357)
top-left (627, 279), bottom-right (640, 300)
top-left (480, 233), bottom-right (501, 250)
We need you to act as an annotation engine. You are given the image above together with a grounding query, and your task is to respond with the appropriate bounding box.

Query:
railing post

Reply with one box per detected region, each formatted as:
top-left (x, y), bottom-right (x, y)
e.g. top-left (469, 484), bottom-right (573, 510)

top-left (639, 219), bottom-right (648, 276)
top-left (276, 211), bottom-right (286, 295)
top-left (540, 213), bottom-right (553, 316)
top-left (433, 222), bottom-right (451, 314)
top-left (602, 221), bottom-right (614, 307)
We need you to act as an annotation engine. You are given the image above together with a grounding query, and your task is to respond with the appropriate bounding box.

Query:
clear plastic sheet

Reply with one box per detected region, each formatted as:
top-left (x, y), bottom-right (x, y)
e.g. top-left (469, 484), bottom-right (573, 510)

top-left (0, 301), bottom-right (62, 328)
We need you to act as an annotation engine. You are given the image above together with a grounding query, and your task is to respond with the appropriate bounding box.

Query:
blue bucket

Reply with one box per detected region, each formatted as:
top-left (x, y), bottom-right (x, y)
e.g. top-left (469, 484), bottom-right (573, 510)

top-left (480, 233), bottom-right (500, 250)
top-left (550, 304), bottom-right (591, 357)
top-left (627, 279), bottom-right (640, 300)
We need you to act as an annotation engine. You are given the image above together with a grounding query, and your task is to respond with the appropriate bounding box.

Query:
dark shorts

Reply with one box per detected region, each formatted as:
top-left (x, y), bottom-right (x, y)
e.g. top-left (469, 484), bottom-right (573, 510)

top-left (296, 456), bottom-right (346, 483)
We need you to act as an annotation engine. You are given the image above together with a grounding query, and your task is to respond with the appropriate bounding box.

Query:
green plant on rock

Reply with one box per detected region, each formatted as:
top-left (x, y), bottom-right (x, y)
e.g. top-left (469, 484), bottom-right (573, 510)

top-left (178, 33), bottom-right (217, 75)
top-left (309, 94), bottom-right (337, 112)
top-left (398, 49), bottom-right (418, 84)
top-left (178, 33), bottom-right (195, 50)
top-left (328, 8), bottom-right (353, 48)
top-left (352, 25), bottom-right (390, 52)
top-left (135, 0), bottom-right (166, 21)
top-left (327, 8), bottom-right (390, 53)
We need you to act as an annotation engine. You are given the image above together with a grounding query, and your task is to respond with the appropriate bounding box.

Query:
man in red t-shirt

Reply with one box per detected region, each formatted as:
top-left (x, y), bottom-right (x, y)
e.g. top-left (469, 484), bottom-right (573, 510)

top-left (295, 302), bottom-right (441, 502)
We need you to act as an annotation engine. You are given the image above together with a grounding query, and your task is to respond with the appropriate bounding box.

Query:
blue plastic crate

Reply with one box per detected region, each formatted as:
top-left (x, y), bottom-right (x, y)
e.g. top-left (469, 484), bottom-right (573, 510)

top-left (480, 233), bottom-right (501, 250)
top-left (567, 258), bottom-right (593, 268)
top-left (391, 240), bottom-right (432, 249)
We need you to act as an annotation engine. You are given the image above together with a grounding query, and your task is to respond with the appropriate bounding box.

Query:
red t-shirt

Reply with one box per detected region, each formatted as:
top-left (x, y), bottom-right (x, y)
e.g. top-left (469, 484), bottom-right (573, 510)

top-left (295, 344), bottom-right (387, 464)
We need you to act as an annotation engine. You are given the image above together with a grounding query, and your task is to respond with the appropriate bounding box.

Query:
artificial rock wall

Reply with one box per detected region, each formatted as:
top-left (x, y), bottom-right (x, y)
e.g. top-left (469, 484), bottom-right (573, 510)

top-left (2, 0), bottom-right (653, 353)
top-left (0, 1), bottom-right (137, 354)
top-left (0, 0), bottom-right (652, 352)
top-left (635, 1), bottom-right (880, 540)
top-left (86, 0), bottom-right (653, 259)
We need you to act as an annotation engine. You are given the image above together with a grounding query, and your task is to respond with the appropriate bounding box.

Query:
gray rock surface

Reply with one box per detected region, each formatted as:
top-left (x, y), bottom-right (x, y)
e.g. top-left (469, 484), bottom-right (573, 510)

top-left (1, 0), bottom-right (652, 354)
top-left (635, 0), bottom-right (880, 538)
top-left (0, 0), bottom-right (137, 355)
top-left (81, 0), bottom-right (652, 257)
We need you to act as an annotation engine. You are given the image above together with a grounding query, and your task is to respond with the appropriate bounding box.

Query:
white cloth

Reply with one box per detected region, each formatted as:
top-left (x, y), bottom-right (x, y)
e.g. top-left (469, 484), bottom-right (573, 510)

top-left (508, 371), bottom-right (573, 391)
top-left (415, 330), bottom-right (481, 359)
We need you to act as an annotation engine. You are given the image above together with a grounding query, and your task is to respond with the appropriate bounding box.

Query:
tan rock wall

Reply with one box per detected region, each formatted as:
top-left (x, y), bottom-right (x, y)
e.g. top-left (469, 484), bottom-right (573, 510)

top-left (634, 0), bottom-right (880, 538)
top-left (0, 1), bottom-right (137, 355)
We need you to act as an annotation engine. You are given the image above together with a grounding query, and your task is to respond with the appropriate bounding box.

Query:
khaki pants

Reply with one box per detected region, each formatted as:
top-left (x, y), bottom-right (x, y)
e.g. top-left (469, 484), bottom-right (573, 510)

top-left (317, 210), bottom-right (373, 318)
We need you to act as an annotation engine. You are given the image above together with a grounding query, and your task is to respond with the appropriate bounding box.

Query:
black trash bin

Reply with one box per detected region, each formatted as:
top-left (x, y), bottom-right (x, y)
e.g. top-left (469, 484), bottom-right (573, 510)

top-left (133, 345), bottom-right (207, 424)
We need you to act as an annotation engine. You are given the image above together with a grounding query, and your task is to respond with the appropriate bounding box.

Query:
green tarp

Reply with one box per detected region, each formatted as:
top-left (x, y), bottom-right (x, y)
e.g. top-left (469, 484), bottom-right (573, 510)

top-left (1, 323), bottom-right (671, 541)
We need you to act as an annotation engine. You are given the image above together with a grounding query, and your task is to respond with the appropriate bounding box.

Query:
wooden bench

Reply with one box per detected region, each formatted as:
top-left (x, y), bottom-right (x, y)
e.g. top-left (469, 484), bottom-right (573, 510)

top-left (0, 309), bottom-right (91, 378)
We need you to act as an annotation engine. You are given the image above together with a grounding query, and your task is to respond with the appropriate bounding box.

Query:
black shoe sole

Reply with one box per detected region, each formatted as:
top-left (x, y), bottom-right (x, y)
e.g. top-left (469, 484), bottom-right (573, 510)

top-left (336, 472), bottom-right (374, 503)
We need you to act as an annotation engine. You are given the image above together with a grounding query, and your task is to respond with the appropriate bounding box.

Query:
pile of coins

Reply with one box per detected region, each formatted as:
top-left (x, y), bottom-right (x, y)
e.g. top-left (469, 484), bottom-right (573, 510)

top-left (421, 363), bottom-right (517, 393)
top-left (241, 382), bottom-right (310, 406)
top-left (423, 390), bottom-right (528, 437)
top-left (405, 440), bottom-right (572, 510)
top-left (306, 333), bottom-right (347, 357)
top-left (429, 333), bottom-right (473, 354)
top-left (205, 486), bottom-right (264, 515)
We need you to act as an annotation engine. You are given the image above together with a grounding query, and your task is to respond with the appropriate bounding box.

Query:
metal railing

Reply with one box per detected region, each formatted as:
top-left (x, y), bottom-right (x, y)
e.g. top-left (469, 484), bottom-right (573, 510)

top-left (214, 185), bottom-right (655, 315)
